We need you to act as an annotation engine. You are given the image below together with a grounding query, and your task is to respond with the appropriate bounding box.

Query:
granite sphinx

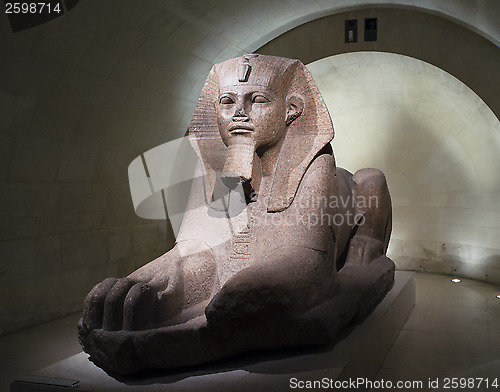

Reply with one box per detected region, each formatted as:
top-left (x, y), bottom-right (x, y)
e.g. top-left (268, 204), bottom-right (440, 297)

top-left (78, 54), bottom-right (395, 374)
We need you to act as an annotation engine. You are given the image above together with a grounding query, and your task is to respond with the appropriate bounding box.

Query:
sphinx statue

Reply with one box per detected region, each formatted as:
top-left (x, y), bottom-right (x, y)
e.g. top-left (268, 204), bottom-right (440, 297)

top-left (78, 54), bottom-right (395, 374)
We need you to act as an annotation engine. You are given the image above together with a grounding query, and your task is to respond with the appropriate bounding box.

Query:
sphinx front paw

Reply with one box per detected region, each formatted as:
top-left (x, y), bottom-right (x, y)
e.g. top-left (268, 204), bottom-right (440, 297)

top-left (81, 276), bottom-right (181, 332)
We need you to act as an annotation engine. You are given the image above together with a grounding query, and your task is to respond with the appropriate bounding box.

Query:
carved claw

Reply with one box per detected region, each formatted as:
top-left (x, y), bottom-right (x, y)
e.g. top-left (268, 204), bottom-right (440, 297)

top-left (123, 283), bottom-right (155, 331)
top-left (102, 278), bottom-right (134, 331)
top-left (82, 278), bottom-right (118, 329)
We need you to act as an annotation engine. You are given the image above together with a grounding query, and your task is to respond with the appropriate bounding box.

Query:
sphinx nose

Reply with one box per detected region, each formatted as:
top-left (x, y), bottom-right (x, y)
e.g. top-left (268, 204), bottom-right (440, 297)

top-left (232, 106), bottom-right (249, 121)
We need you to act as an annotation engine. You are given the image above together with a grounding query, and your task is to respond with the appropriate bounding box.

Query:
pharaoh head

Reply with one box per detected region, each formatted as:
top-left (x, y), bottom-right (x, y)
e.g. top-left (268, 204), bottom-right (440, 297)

top-left (189, 54), bottom-right (334, 211)
top-left (214, 55), bottom-right (304, 185)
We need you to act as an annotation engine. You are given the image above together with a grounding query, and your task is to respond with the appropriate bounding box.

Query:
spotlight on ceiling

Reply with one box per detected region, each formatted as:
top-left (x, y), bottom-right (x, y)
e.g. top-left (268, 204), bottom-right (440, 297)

top-left (496, 295), bottom-right (500, 299)
top-left (451, 278), bottom-right (462, 283)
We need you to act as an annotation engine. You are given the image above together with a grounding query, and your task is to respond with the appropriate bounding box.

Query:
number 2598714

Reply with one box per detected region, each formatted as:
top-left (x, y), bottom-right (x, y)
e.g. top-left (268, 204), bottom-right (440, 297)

top-left (5, 2), bottom-right (62, 14)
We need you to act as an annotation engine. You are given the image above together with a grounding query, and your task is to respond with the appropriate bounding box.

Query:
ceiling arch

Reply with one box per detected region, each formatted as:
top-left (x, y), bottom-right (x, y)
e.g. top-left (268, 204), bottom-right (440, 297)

top-left (257, 6), bottom-right (500, 122)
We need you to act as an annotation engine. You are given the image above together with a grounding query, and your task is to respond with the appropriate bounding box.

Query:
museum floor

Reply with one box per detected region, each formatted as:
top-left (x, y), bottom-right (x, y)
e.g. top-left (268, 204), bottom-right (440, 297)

top-left (1, 273), bottom-right (499, 391)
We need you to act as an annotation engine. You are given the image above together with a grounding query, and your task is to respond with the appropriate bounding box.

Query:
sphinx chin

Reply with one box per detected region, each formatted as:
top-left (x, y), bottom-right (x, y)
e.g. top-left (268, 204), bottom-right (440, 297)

top-left (221, 135), bottom-right (256, 186)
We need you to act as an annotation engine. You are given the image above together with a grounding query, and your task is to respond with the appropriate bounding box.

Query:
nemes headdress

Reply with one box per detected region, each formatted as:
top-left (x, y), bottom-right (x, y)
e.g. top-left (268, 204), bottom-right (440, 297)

top-left (188, 54), bottom-right (334, 212)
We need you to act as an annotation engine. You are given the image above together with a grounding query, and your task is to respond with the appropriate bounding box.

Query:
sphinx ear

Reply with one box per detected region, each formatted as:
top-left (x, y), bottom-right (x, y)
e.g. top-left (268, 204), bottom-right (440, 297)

top-left (285, 93), bottom-right (304, 126)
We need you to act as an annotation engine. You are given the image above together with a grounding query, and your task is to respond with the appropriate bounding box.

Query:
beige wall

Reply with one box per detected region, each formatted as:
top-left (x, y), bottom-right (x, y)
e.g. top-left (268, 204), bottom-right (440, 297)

top-left (0, 0), bottom-right (498, 334)
top-left (309, 52), bottom-right (500, 283)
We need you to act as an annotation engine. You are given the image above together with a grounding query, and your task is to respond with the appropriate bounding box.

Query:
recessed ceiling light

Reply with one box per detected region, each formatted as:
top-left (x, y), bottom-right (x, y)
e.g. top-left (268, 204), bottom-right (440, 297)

top-left (496, 295), bottom-right (500, 299)
top-left (451, 278), bottom-right (462, 283)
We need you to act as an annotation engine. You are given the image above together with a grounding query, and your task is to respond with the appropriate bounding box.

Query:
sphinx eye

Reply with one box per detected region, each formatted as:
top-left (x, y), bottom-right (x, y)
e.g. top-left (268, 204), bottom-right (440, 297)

top-left (252, 95), bottom-right (270, 103)
top-left (220, 96), bottom-right (235, 105)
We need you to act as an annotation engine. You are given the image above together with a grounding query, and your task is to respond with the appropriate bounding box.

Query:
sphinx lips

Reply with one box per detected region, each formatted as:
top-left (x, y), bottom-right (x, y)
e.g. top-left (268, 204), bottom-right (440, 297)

top-left (229, 129), bottom-right (253, 135)
top-left (228, 123), bottom-right (254, 134)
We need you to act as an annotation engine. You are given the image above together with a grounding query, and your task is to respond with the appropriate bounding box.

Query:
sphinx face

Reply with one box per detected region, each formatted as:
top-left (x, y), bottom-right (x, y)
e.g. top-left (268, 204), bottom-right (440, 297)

top-left (216, 85), bottom-right (287, 150)
top-left (215, 85), bottom-right (288, 185)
